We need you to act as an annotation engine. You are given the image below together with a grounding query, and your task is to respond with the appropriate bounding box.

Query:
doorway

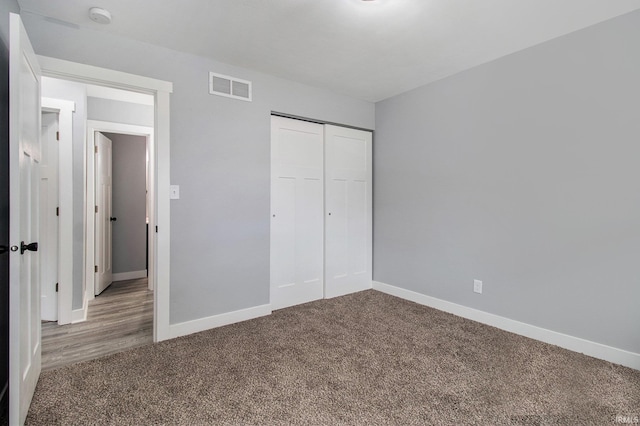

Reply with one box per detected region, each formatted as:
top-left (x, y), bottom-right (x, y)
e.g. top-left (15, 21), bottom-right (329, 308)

top-left (37, 55), bottom-right (173, 342)
top-left (93, 130), bottom-right (150, 295)
top-left (33, 57), bottom-right (174, 348)
top-left (86, 123), bottom-right (154, 301)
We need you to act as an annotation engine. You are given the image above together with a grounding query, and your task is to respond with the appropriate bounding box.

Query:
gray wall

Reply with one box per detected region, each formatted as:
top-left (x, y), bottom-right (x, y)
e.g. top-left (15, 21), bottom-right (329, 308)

top-left (374, 10), bottom-right (640, 353)
top-left (40, 77), bottom-right (87, 309)
top-left (104, 133), bottom-right (147, 275)
top-left (22, 12), bottom-right (375, 324)
top-left (0, 0), bottom-right (18, 45)
top-left (88, 98), bottom-right (153, 127)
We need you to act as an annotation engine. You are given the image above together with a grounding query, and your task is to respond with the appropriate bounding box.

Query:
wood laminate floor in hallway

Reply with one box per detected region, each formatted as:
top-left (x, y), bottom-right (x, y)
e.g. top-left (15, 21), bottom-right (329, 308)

top-left (41, 278), bottom-right (153, 371)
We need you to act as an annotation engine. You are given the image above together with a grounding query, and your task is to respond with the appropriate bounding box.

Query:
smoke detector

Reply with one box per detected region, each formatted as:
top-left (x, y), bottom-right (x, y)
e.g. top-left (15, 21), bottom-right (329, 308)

top-left (89, 7), bottom-right (112, 24)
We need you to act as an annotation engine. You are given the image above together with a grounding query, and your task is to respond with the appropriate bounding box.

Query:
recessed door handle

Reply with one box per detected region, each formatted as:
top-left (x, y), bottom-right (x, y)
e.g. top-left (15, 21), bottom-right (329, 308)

top-left (20, 241), bottom-right (38, 255)
top-left (110, 217), bottom-right (117, 222)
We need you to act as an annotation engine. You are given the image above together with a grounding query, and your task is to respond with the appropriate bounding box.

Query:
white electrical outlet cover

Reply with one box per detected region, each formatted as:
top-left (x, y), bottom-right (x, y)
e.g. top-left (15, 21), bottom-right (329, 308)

top-left (473, 279), bottom-right (482, 294)
top-left (170, 185), bottom-right (180, 199)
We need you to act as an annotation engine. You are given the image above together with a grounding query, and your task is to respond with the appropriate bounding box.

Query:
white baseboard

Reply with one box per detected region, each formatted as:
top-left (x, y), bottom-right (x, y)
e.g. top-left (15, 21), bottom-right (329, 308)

top-left (373, 281), bottom-right (640, 371)
top-left (112, 270), bottom-right (147, 282)
top-left (168, 304), bottom-right (272, 340)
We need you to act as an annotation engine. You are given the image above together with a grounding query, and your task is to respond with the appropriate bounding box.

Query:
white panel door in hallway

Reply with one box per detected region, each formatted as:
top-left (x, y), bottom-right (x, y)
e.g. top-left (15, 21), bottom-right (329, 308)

top-left (95, 132), bottom-right (113, 295)
top-left (324, 125), bottom-right (372, 298)
top-left (270, 116), bottom-right (324, 310)
top-left (9, 13), bottom-right (42, 425)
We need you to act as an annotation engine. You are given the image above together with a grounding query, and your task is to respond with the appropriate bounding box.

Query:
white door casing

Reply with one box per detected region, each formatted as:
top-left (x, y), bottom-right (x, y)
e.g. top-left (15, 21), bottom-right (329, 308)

top-left (95, 132), bottom-right (113, 295)
top-left (39, 113), bottom-right (58, 321)
top-left (41, 97), bottom-right (75, 326)
top-left (324, 124), bottom-right (373, 298)
top-left (35, 56), bottom-right (172, 342)
top-left (270, 116), bottom-right (324, 310)
top-left (9, 13), bottom-right (42, 425)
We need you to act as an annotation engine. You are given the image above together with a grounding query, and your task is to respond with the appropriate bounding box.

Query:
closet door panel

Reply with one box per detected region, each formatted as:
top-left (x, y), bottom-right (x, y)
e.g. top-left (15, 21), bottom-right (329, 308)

top-left (325, 125), bottom-right (372, 298)
top-left (270, 116), bottom-right (324, 310)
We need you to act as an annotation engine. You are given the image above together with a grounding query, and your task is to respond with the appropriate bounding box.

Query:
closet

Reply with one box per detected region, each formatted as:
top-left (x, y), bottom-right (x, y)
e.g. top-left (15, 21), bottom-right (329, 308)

top-left (270, 115), bottom-right (372, 310)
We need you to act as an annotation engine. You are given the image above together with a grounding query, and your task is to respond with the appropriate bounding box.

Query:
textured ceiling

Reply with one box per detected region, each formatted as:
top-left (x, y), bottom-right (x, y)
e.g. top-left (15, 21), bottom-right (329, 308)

top-left (18, 0), bottom-right (640, 102)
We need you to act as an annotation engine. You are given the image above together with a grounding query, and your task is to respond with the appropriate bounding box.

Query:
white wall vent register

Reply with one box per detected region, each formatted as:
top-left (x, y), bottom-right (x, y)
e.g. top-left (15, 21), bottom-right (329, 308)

top-left (209, 72), bottom-right (252, 102)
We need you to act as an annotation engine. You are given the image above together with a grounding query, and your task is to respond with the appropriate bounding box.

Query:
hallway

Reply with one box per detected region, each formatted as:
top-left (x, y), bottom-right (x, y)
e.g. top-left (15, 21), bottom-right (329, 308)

top-left (41, 278), bottom-right (152, 371)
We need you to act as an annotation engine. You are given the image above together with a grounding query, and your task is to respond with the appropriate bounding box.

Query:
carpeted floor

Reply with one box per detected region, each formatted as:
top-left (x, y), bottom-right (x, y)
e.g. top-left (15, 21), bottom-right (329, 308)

top-left (26, 290), bottom-right (639, 425)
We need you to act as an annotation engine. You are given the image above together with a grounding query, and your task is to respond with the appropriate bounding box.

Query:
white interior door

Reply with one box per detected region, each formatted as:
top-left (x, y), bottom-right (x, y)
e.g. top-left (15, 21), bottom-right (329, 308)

top-left (270, 116), bottom-right (324, 310)
top-left (39, 112), bottom-right (58, 321)
top-left (324, 125), bottom-right (372, 298)
top-left (8, 13), bottom-right (42, 425)
top-left (95, 132), bottom-right (113, 295)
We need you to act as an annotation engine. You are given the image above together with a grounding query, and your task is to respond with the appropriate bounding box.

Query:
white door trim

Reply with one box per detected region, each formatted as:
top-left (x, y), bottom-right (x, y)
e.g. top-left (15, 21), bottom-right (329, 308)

top-left (38, 56), bottom-right (173, 93)
top-left (37, 55), bottom-right (173, 343)
top-left (41, 97), bottom-right (75, 325)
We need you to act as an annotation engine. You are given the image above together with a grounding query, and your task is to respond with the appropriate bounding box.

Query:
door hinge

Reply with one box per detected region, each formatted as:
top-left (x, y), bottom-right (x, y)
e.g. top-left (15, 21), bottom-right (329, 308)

top-left (56, 207), bottom-right (59, 216)
top-left (55, 283), bottom-right (59, 293)
top-left (155, 226), bottom-right (158, 233)
top-left (95, 205), bottom-right (98, 213)
top-left (56, 131), bottom-right (60, 141)
top-left (95, 265), bottom-right (98, 273)
top-left (95, 145), bottom-right (98, 154)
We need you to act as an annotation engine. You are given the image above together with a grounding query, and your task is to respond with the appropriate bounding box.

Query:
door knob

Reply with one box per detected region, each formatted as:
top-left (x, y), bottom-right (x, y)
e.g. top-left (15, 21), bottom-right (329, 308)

top-left (110, 217), bottom-right (117, 222)
top-left (20, 241), bottom-right (38, 255)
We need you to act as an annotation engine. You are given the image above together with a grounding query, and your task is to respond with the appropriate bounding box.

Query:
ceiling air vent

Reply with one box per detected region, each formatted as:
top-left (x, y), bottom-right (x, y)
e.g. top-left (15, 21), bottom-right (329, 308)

top-left (209, 72), bottom-right (252, 102)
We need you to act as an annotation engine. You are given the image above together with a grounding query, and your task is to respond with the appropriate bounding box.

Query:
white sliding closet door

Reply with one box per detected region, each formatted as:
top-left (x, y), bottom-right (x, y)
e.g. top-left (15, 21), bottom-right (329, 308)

top-left (270, 116), bottom-right (324, 310)
top-left (324, 125), bottom-right (372, 298)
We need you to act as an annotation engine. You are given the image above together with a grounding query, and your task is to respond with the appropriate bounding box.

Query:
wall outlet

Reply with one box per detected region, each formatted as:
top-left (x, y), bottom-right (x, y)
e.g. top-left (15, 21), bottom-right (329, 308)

top-left (473, 279), bottom-right (483, 294)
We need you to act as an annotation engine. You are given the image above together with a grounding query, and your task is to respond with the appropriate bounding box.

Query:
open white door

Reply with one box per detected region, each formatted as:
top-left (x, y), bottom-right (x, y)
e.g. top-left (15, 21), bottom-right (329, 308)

top-left (9, 13), bottom-right (42, 425)
top-left (39, 113), bottom-right (58, 321)
top-left (95, 132), bottom-right (113, 295)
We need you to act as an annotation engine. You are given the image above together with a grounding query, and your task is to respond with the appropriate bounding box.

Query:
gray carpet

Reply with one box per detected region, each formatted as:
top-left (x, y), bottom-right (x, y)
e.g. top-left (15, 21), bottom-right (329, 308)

top-left (26, 290), bottom-right (639, 425)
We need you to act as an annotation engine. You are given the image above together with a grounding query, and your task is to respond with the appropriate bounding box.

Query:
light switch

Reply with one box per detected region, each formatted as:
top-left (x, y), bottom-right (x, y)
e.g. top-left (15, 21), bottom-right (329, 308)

top-left (170, 185), bottom-right (180, 199)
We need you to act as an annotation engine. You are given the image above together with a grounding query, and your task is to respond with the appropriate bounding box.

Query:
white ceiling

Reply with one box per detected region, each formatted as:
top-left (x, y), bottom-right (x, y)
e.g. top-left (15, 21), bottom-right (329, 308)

top-left (18, 0), bottom-right (640, 102)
